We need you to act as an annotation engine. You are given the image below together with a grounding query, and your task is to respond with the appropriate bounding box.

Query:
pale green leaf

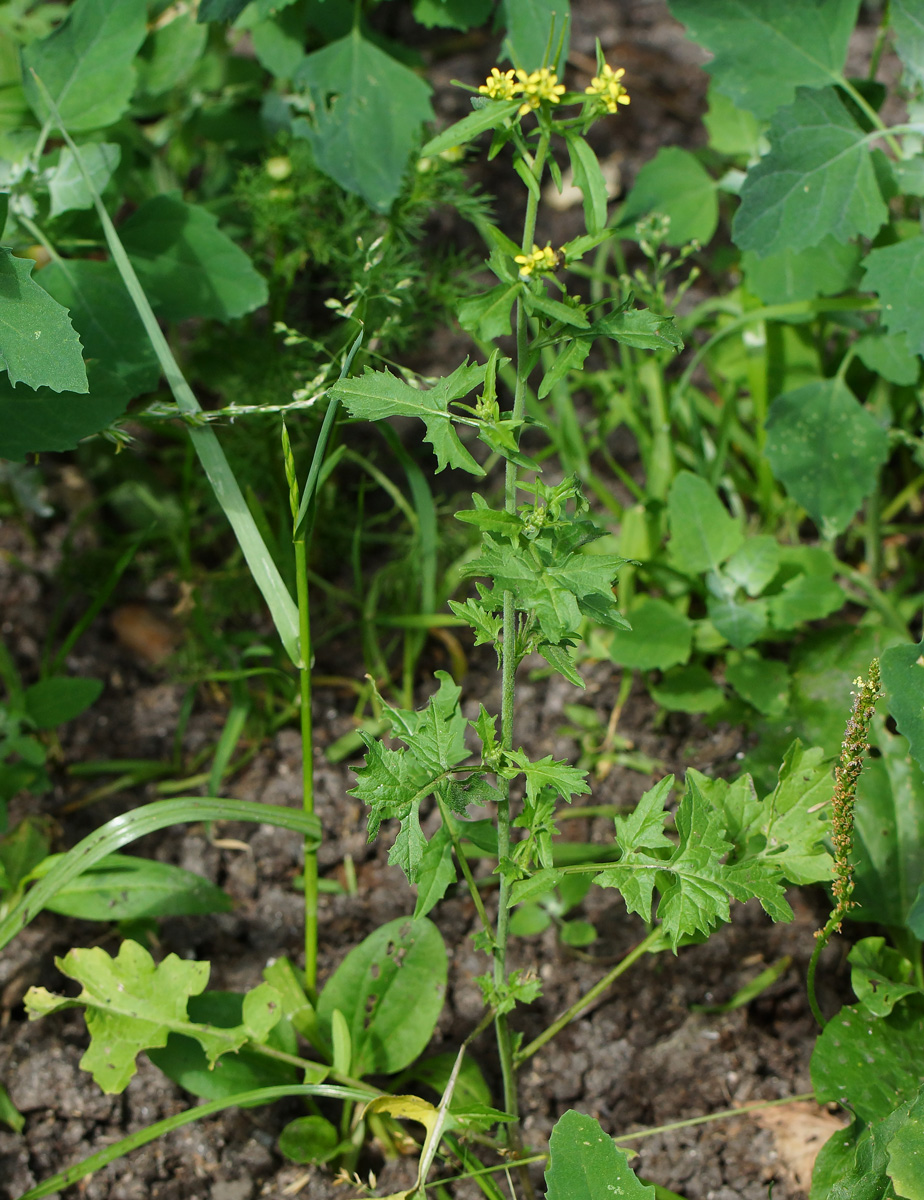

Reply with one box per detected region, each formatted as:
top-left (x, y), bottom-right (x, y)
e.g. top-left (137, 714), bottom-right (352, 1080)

top-left (293, 31), bottom-right (433, 212)
top-left (120, 193), bottom-right (268, 322)
top-left (23, 0), bottom-right (148, 133)
top-left (0, 249), bottom-right (87, 393)
top-left (764, 378), bottom-right (890, 536)
top-left (667, 470), bottom-right (743, 574)
top-left (667, 0), bottom-right (860, 119)
top-left (649, 665), bottom-right (725, 714)
top-left (24, 940), bottom-right (281, 1093)
top-left (703, 84), bottom-right (764, 157)
top-left (854, 329), bottom-right (920, 387)
top-left (457, 283), bottom-right (519, 341)
top-left (500, 0), bottom-right (571, 72)
top-left (330, 360), bottom-right (486, 475)
top-left (413, 0), bottom-right (492, 30)
top-left (588, 307), bottom-right (683, 352)
top-left (725, 653), bottom-right (790, 717)
top-left (862, 235), bottom-right (924, 355)
top-left (734, 87), bottom-right (888, 257)
top-left (848, 938), bottom-right (921, 1018)
top-left (502, 748), bottom-right (590, 805)
top-left (617, 146), bottom-right (718, 246)
top-left (604, 596), bottom-right (692, 672)
top-left (48, 142), bottom-right (120, 217)
top-left (892, 0), bottom-right (924, 88)
top-left (566, 134), bottom-right (609, 235)
top-left (136, 8), bottom-right (208, 96)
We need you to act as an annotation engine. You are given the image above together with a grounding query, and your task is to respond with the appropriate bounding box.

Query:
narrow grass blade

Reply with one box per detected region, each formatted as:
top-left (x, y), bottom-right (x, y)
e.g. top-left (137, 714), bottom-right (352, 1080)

top-left (0, 797), bottom-right (320, 953)
top-left (15, 1084), bottom-right (371, 1200)
top-left (28, 72), bottom-right (301, 664)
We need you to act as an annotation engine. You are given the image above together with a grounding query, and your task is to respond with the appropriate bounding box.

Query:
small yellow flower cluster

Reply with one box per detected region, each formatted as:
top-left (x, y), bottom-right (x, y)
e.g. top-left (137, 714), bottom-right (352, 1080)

top-left (585, 63), bottom-right (630, 113)
top-left (514, 243), bottom-right (559, 277)
top-left (478, 66), bottom-right (566, 116)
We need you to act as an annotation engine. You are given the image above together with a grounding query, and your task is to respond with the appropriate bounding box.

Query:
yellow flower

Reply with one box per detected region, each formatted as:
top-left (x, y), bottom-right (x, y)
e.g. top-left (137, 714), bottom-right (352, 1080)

top-left (515, 68), bottom-right (566, 116)
top-left (585, 63), bottom-right (630, 114)
top-left (514, 242), bottom-right (559, 277)
top-left (478, 67), bottom-right (518, 101)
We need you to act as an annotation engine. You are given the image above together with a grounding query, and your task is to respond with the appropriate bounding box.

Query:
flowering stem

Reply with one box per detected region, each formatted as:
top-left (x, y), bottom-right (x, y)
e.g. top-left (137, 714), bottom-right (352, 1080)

top-left (807, 660), bottom-right (881, 1027)
top-left (494, 125), bottom-right (552, 1144)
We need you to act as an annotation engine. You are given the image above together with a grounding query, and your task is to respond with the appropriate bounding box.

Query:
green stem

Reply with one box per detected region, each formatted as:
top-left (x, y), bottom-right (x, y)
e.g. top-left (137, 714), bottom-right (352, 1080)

top-left (515, 927), bottom-right (663, 1065)
top-left (806, 915), bottom-right (839, 1028)
top-left (438, 798), bottom-right (495, 938)
top-left (294, 538), bottom-right (318, 997)
top-left (493, 125), bottom-right (551, 1168)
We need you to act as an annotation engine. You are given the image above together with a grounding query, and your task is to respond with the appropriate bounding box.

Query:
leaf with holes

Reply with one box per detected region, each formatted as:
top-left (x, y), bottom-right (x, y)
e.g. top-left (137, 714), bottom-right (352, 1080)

top-left (545, 1109), bottom-right (655, 1200)
top-left (293, 31), bottom-right (433, 212)
top-left (23, 940), bottom-right (281, 1093)
top-left (316, 917), bottom-right (447, 1076)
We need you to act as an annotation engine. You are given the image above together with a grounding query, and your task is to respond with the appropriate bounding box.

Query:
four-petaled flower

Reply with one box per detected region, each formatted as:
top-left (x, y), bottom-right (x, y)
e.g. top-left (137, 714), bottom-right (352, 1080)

top-left (479, 67), bottom-right (518, 101)
top-left (514, 243), bottom-right (559, 278)
top-left (514, 68), bottom-right (566, 115)
top-left (585, 63), bottom-right (630, 114)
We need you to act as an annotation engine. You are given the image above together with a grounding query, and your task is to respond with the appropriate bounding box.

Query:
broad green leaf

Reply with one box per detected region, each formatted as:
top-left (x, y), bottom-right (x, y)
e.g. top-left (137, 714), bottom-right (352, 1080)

top-left (24, 675), bottom-right (102, 728)
top-left (500, 0), bottom-right (571, 72)
top-left (855, 329), bottom-right (920, 387)
top-left (510, 903), bottom-right (552, 936)
top-left (23, 0), bottom-right (148, 133)
top-left (331, 360), bottom-right (486, 475)
top-left (24, 940), bottom-right (281, 1093)
top-left (566, 135), bottom-right (609, 235)
top-left (604, 597), bottom-right (692, 672)
top-left (293, 31), bottom-right (433, 212)
top-left (278, 1115), bottom-right (340, 1164)
top-left (148, 989), bottom-right (304, 1102)
top-left (48, 142), bottom-right (120, 217)
top-left (457, 283), bottom-right (519, 341)
top-left (667, 470), bottom-right (743, 574)
top-left (617, 146), bottom-right (718, 246)
top-left (764, 378), bottom-right (890, 537)
top-left (316, 917), bottom-right (447, 1076)
top-left (887, 1086), bottom-right (924, 1198)
top-left (135, 8), bottom-right (208, 96)
top-left (890, 155), bottom-right (924, 197)
top-left (813, 996), bottom-right (924, 1122)
top-left (667, 0), bottom-right (860, 119)
top-left (545, 1110), bottom-right (655, 1200)
top-left (734, 87), bottom-right (888, 257)
top-left (414, 0), bottom-right (493, 29)
top-left (707, 591), bottom-right (768, 648)
top-left (243, 1), bottom-right (309, 79)
top-left (0, 249), bottom-right (88, 393)
top-left (881, 637), bottom-right (924, 775)
top-left (892, 0), bottom-right (924, 88)
top-left (766, 572), bottom-right (846, 630)
top-left (725, 653), bottom-right (790, 717)
top-left (862, 236), bottom-right (924, 355)
top-left (413, 825), bottom-right (455, 919)
top-left (649, 665), bottom-right (725, 714)
top-left (703, 84), bottom-right (763, 157)
top-left (38, 259), bottom-right (161, 396)
top-left (37, 853), bottom-right (232, 921)
top-left (852, 716), bottom-right (924, 928)
top-left (741, 237), bottom-right (862, 304)
top-left (848, 938), bottom-right (921, 1019)
top-left (120, 193), bottom-right (268, 322)
top-left (421, 98), bottom-right (521, 158)
top-left (724, 535), bottom-right (781, 596)
top-left (0, 360), bottom-right (128, 462)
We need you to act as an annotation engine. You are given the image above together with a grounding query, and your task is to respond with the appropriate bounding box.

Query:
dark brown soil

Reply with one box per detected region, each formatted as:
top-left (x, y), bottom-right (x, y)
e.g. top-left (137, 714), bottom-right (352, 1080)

top-left (0, 2), bottom-right (866, 1197)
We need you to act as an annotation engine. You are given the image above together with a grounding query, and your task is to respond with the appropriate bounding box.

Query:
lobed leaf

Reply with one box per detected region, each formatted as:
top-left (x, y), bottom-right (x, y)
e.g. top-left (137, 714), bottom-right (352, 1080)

top-left (331, 360), bottom-right (486, 475)
top-left (861, 235), bottom-right (924, 355)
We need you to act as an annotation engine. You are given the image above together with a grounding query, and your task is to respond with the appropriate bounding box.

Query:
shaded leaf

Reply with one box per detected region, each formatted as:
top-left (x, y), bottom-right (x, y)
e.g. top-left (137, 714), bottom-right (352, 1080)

top-left (0, 360), bottom-right (128, 462)
top-left (764, 378), bottom-right (889, 537)
top-left (617, 146), bottom-right (718, 245)
top-left (48, 142), bottom-right (120, 217)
